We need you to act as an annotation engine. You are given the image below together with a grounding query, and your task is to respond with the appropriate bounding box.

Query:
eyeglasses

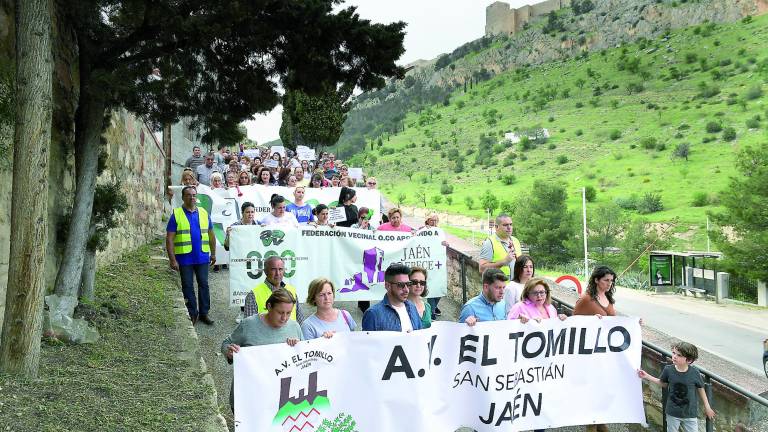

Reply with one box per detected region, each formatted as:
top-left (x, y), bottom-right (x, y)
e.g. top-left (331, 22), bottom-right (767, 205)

top-left (389, 281), bottom-right (412, 289)
top-left (410, 280), bottom-right (427, 286)
top-left (530, 290), bottom-right (547, 297)
top-left (367, 182), bottom-right (377, 185)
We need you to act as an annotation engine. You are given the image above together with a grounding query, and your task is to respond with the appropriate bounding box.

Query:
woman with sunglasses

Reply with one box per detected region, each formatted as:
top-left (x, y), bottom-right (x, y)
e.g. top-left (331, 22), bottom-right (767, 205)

top-left (350, 207), bottom-right (373, 230)
top-left (408, 266), bottom-right (432, 329)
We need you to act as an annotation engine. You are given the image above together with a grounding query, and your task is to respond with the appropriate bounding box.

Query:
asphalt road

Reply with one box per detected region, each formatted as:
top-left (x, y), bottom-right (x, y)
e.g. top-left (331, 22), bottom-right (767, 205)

top-left (612, 287), bottom-right (767, 377)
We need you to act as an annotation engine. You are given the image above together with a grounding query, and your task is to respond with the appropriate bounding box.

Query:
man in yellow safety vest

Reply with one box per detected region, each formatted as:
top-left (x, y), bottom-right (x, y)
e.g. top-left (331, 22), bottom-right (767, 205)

top-left (165, 186), bottom-right (217, 325)
top-left (478, 213), bottom-right (522, 278)
top-left (243, 256), bottom-right (304, 322)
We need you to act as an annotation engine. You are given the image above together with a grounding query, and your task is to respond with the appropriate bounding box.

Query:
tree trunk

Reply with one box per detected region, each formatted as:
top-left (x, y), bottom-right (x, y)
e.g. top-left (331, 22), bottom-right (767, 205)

top-left (0, 0), bottom-right (53, 377)
top-left (78, 248), bottom-right (96, 302)
top-left (53, 59), bottom-right (105, 298)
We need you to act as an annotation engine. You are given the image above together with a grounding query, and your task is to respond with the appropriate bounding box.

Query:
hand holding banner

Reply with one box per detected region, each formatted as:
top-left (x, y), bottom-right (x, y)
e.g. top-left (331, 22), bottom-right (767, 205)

top-left (233, 317), bottom-right (645, 431)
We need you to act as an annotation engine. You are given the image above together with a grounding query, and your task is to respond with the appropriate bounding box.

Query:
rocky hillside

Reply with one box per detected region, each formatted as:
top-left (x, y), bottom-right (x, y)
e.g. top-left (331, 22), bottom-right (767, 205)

top-left (333, 0), bottom-right (766, 157)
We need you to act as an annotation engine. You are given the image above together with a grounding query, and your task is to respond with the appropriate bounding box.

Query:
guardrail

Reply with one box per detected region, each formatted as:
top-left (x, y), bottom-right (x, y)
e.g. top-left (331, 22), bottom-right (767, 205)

top-left (549, 297), bottom-right (768, 432)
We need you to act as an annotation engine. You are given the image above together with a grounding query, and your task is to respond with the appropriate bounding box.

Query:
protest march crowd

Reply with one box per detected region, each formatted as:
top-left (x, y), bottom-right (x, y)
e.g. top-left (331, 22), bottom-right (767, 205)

top-left (165, 144), bottom-right (716, 432)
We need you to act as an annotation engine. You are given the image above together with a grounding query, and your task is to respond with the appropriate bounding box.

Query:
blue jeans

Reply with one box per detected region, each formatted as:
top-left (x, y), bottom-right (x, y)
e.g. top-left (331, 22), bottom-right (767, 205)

top-left (179, 263), bottom-right (210, 317)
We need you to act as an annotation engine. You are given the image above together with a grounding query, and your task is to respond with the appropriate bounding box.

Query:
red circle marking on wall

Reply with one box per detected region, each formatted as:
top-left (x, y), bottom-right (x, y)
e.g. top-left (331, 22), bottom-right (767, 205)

top-left (555, 275), bottom-right (582, 295)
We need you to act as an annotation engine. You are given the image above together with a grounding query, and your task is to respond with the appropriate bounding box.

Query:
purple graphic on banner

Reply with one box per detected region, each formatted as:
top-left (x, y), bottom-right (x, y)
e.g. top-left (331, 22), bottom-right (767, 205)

top-left (340, 247), bottom-right (385, 293)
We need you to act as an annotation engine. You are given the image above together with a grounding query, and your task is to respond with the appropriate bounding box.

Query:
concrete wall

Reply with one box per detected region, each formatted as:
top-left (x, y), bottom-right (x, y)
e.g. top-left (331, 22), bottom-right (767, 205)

top-left (486, 0), bottom-right (571, 36)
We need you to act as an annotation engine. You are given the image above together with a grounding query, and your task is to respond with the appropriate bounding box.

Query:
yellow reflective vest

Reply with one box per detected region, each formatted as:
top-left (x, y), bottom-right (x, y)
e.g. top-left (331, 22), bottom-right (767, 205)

top-left (489, 235), bottom-right (522, 277)
top-left (252, 282), bottom-right (298, 320)
top-left (173, 207), bottom-right (210, 255)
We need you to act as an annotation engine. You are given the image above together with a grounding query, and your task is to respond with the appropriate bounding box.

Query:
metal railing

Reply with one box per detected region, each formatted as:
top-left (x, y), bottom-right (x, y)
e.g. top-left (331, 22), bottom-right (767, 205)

top-left (549, 296), bottom-right (768, 431)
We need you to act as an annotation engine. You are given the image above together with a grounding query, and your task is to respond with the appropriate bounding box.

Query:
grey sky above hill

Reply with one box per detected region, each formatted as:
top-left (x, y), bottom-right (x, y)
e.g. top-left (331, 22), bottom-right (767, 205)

top-left (244, 0), bottom-right (534, 144)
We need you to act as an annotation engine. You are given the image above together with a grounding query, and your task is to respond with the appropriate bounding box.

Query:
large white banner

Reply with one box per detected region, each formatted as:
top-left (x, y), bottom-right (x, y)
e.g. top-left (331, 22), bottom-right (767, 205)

top-left (233, 317), bottom-right (645, 431)
top-left (168, 184), bottom-right (384, 267)
top-left (228, 226), bottom-right (447, 306)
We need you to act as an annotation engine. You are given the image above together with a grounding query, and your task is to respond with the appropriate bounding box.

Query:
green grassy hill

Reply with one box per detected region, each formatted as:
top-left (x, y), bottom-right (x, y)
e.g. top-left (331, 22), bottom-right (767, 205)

top-left (347, 14), bottom-right (767, 251)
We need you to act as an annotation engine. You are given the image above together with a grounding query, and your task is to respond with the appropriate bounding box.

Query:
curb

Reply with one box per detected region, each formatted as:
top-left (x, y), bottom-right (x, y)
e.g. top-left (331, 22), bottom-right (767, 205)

top-left (172, 282), bottom-right (229, 432)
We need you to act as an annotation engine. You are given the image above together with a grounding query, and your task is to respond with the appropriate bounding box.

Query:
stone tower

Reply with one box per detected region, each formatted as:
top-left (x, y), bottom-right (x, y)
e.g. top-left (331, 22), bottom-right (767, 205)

top-left (485, 0), bottom-right (572, 36)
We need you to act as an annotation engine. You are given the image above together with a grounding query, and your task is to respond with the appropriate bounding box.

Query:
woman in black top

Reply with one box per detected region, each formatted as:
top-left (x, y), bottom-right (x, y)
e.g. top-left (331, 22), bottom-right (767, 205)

top-left (335, 186), bottom-right (358, 228)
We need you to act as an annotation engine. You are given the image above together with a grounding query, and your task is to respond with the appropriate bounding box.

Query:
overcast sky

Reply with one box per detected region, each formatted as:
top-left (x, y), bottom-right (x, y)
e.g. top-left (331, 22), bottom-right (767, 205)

top-left (244, 0), bottom-right (533, 143)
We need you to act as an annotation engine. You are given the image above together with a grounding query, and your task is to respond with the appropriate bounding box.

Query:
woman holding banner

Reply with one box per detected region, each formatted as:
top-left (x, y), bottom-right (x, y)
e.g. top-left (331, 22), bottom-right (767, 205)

top-left (350, 207), bottom-right (373, 230)
top-left (507, 278), bottom-right (567, 323)
top-left (573, 266), bottom-right (618, 432)
top-left (311, 204), bottom-right (334, 227)
top-left (259, 194), bottom-right (300, 227)
top-left (255, 167), bottom-right (276, 187)
top-left (221, 288), bottom-right (305, 412)
top-left (301, 278), bottom-right (356, 339)
top-left (378, 208), bottom-right (414, 233)
top-left (237, 171), bottom-right (251, 186)
top-left (408, 266), bottom-right (432, 329)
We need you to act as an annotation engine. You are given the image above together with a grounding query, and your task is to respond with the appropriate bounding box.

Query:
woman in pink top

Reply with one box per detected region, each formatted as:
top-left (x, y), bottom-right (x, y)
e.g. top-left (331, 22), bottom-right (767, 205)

top-left (377, 208), bottom-right (413, 232)
top-left (507, 278), bottom-right (567, 323)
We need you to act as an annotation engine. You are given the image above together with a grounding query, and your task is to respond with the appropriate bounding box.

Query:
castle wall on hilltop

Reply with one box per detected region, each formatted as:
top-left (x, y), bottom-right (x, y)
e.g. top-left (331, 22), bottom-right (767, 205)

top-left (485, 0), bottom-right (571, 36)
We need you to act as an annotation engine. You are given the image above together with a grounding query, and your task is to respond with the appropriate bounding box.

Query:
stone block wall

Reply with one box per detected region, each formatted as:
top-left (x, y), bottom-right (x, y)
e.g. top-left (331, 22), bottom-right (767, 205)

top-left (0, 0), bottom-right (167, 332)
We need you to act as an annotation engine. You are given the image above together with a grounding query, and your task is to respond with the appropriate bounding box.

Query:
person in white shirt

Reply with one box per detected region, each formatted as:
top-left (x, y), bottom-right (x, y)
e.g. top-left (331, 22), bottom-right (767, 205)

top-left (258, 194), bottom-right (299, 228)
top-left (503, 255), bottom-right (535, 317)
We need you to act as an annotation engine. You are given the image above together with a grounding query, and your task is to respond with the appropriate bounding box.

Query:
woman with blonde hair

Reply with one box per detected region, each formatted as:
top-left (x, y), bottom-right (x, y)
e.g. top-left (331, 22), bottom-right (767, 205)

top-left (301, 278), bottom-right (356, 339)
top-left (180, 169), bottom-right (198, 186)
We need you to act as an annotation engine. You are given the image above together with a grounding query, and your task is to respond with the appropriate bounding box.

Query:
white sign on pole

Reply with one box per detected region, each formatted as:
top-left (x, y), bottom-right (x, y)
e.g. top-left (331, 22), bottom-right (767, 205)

top-left (348, 167), bottom-right (364, 180)
top-left (270, 145), bottom-right (286, 157)
top-left (242, 149), bottom-right (260, 160)
top-left (296, 145), bottom-right (316, 161)
top-left (264, 159), bottom-right (279, 168)
top-left (233, 317), bottom-right (645, 431)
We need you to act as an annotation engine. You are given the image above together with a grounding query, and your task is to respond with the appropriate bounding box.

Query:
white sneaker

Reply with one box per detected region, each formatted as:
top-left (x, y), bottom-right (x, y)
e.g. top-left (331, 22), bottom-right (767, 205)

top-left (235, 311), bottom-right (243, 324)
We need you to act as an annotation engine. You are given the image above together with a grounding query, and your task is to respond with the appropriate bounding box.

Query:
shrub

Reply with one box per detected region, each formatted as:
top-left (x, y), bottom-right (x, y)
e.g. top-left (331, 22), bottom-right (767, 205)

top-left (673, 143), bottom-right (690, 160)
top-left (440, 183), bottom-right (454, 195)
top-left (745, 85), bottom-right (763, 101)
top-left (640, 137), bottom-right (657, 149)
top-left (615, 195), bottom-right (638, 210)
top-left (518, 136), bottom-right (534, 151)
top-left (501, 174), bottom-right (517, 185)
top-left (609, 129), bottom-right (622, 140)
top-left (464, 196), bottom-right (474, 210)
top-left (503, 153), bottom-right (516, 166)
top-left (556, 155), bottom-right (569, 164)
top-left (575, 129), bottom-right (583, 136)
top-left (697, 82), bottom-right (720, 98)
top-left (745, 116), bottom-right (760, 129)
top-left (656, 142), bottom-right (667, 151)
top-left (684, 52), bottom-right (698, 64)
top-left (722, 127), bottom-right (736, 141)
top-left (431, 195), bottom-right (443, 204)
top-left (445, 196), bottom-right (453, 205)
top-left (575, 101), bottom-right (584, 108)
top-left (637, 193), bottom-right (664, 214)
top-left (691, 192), bottom-right (709, 207)
top-left (705, 121), bottom-right (722, 133)
top-left (584, 185), bottom-right (596, 202)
